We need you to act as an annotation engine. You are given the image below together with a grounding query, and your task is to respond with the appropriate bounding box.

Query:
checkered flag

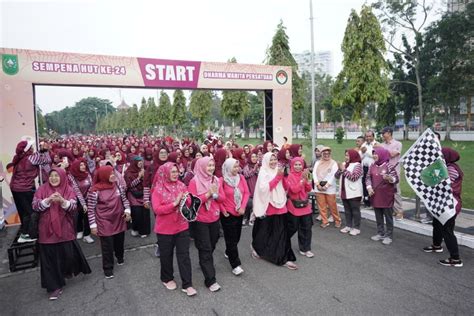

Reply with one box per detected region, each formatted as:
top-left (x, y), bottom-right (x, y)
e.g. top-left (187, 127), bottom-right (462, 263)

top-left (401, 128), bottom-right (456, 225)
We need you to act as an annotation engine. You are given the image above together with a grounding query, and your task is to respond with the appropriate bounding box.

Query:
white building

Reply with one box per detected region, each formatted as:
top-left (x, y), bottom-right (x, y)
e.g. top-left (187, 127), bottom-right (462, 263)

top-left (294, 50), bottom-right (334, 77)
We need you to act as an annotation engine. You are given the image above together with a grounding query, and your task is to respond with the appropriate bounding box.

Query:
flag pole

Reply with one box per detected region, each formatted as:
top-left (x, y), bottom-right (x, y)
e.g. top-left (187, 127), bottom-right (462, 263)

top-left (310, 0), bottom-right (316, 154)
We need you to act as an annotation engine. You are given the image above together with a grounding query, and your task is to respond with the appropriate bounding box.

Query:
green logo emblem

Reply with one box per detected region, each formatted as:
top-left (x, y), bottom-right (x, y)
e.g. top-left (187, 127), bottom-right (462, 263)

top-left (2, 54), bottom-right (19, 75)
top-left (420, 159), bottom-right (449, 187)
top-left (276, 70), bottom-right (288, 85)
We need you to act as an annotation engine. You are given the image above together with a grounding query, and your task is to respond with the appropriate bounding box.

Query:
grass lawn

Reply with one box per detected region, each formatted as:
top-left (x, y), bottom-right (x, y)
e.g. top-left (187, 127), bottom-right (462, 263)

top-left (238, 138), bottom-right (474, 209)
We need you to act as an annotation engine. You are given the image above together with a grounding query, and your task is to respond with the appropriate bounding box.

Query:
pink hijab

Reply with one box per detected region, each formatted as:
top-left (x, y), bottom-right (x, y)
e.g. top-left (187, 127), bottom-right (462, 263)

top-left (153, 162), bottom-right (187, 204)
top-left (193, 156), bottom-right (218, 197)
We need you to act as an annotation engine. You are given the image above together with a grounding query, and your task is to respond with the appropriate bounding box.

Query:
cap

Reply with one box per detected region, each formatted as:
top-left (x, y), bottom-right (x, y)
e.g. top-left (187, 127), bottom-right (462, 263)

top-left (315, 145), bottom-right (325, 151)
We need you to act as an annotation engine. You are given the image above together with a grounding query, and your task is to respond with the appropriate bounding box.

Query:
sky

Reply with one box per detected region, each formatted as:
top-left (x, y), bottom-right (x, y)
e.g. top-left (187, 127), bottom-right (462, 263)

top-left (0, 0), bottom-right (445, 114)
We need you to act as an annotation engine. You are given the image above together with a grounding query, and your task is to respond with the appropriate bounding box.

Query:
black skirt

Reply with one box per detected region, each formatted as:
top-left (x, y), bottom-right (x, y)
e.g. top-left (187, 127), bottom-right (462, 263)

top-left (39, 240), bottom-right (92, 292)
top-left (252, 213), bottom-right (296, 266)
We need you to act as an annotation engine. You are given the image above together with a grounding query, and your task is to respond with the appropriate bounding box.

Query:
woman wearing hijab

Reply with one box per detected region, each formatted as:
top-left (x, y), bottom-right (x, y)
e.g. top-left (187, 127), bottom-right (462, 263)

top-left (262, 140), bottom-right (274, 154)
top-left (335, 149), bottom-right (363, 236)
top-left (143, 146), bottom-right (169, 210)
top-left (423, 147), bottom-right (464, 267)
top-left (252, 152), bottom-right (297, 270)
top-left (187, 157), bottom-right (225, 292)
top-left (220, 158), bottom-right (250, 276)
top-left (231, 148), bottom-right (247, 170)
top-left (125, 156), bottom-right (150, 238)
top-left (277, 147), bottom-right (291, 175)
top-left (87, 166), bottom-right (131, 279)
top-left (286, 157), bottom-right (314, 258)
top-left (366, 147), bottom-right (398, 245)
top-left (213, 148), bottom-right (228, 178)
top-left (10, 140), bottom-right (52, 243)
top-left (182, 158), bottom-right (199, 186)
top-left (312, 147), bottom-right (341, 228)
top-left (68, 158), bottom-right (94, 244)
top-left (33, 168), bottom-right (91, 300)
top-left (152, 162), bottom-right (197, 296)
top-left (242, 152), bottom-right (260, 226)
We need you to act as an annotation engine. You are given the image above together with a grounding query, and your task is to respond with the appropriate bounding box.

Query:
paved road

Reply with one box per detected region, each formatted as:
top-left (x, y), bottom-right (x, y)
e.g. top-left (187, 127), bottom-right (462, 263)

top-left (0, 219), bottom-right (473, 315)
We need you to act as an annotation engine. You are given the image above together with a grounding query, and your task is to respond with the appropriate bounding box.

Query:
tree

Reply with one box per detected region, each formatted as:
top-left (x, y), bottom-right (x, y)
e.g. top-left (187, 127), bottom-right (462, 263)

top-left (172, 89), bottom-right (188, 136)
top-left (189, 90), bottom-right (213, 136)
top-left (422, 3), bottom-right (474, 140)
top-left (265, 20), bottom-right (306, 110)
top-left (221, 58), bottom-right (250, 138)
top-left (373, 0), bottom-right (434, 133)
top-left (36, 106), bottom-right (48, 136)
top-left (245, 93), bottom-right (264, 138)
top-left (333, 5), bottom-right (389, 120)
top-left (138, 97), bottom-right (148, 132)
top-left (157, 92), bottom-right (173, 135)
top-left (146, 97), bottom-right (159, 132)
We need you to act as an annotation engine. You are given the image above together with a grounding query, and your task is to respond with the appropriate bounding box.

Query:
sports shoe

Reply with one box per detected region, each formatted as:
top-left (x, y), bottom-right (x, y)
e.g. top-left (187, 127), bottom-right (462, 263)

top-left (382, 237), bottom-right (392, 245)
top-left (163, 280), bottom-right (177, 290)
top-left (328, 216), bottom-right (334, 223)
top-left (117, 258), bottom-right (124, 266)
top-left (17, 234), bottom-right (37, 243)
top-left (182, 287), bottom-right (197, 297)
top-left (315, 215), bottom-right (322, 221)
top-left (283, 261), bottom-right (298, 270)
top-left (242, 219), bottom-right (248, 227)
top-left (105, 273), bottom-right (114, 279)
top-left (154, 244), bottom-right (160, 257)
top-left (224, 252), bottom-right (229, 259)
top-left (423, 245), bottom-right (443, 253)
top-left (340, 226), bottom-right (351, 234)
top-left (349, 228), bottom-right (361, 236)
top-left (439, 258), bottom-right (463, 267)
top-left (140, 235), bottom-right (148, 238)
top-left (395, 213), bottom-right (404, 221)
top-left (48, 288), bottom-right (63, 300)
top-left (209, 283), bottom-right (221, 292)
top-left (334, 222), bottom-right (342, 228)
top-left (130, 230), bottom-right (139, 237)
top-left (320, 223), bottom-right (330, 228)
top-left (299, 251), bottom-right (314, 258)
top-left (76, 232), bottom-right (84, 240)
top-left (232, 266), bottom-right (244, 276)
top-left (83, 235), bottom-right (94, 244)
top-left (371, 234), bottom-right (384, 241)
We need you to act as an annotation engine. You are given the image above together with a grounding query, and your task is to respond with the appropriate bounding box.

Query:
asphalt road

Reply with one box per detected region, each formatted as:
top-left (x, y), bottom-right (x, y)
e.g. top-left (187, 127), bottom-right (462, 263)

top-left (1, 218), bottom-right (473, 315)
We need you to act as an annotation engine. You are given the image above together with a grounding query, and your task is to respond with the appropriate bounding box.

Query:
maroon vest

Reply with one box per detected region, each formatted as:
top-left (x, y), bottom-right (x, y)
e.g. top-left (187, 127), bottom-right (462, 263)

top-left (10, 156), bottom-right (38, 192)
top-left (369, 163), bottom-right (396, 209)
top-left (95, 188), bottom-right (127, 236)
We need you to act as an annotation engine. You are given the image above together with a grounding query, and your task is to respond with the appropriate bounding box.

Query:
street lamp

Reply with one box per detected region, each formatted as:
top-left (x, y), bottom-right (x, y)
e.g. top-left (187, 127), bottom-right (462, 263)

top-left (94, 107), bottom-right (98, 133)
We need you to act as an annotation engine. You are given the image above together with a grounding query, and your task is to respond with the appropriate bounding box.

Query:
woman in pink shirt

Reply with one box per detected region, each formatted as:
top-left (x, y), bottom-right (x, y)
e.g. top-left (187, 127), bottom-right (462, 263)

top-left (252, 152), bottom-right (297, 270)
top-left (87, 166), bottom-right (131, 279)
top-left (33, 168), bottom-right (91, 300)
top-left (187, 157), bottom-right (225, 292)
top-left (286, 157), bottom-right (314, 258)
top-left (152, 162), bottom-right (197, 296)
top-left (220, 158), bottom-right (250, 276)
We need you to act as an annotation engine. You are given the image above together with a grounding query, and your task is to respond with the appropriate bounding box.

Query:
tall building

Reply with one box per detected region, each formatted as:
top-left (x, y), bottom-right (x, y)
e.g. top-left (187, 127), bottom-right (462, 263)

top-left (294, 50), bottom-right (333, 77)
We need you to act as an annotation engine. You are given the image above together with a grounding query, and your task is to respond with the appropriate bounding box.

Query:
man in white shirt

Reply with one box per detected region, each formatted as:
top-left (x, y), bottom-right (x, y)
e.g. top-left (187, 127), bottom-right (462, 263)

top-left (360, 130), bottom-right (377, 207)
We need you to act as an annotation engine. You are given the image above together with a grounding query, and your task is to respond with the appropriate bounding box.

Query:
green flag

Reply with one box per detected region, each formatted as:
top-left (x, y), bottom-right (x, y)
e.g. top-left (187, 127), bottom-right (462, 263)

top-left (420, 159), bottom-right (449, 187)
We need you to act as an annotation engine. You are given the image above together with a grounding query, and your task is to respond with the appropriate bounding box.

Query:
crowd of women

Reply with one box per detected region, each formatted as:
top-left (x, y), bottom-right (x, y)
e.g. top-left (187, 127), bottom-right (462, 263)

top-left (7, 131), bottom-right (464, 300)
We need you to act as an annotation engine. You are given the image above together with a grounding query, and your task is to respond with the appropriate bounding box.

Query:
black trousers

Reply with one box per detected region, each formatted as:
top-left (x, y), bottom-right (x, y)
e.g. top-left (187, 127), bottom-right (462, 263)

top-left (362, 166), bottom-right (371, 207)
top-left (12, 190), bottom-right (38, 237)
top-left (342, 198), bottom-right (361, 229)
top-left (99, 232), bottom-right (125, 275)
top-left (433, 215), bottom-right (460, 259)
top-left (76, 203), bottom-right (91, 236)
top-left (157, 230), bottom-right (192, 289)
top-left (220, 213), bottom-right (243, 269)
top-left (131, 205), bottom-right (151, 236)
top-left (190, 220), bottom-right (220, 287)
top-left (286, 212), bottom-right (313, 252)
top-left (244, 197), bottom-right (253, 220)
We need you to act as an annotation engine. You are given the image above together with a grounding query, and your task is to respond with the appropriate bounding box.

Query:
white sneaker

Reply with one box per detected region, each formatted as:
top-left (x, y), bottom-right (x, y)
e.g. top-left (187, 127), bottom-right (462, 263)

top-left (131, 230), bottom-right (139, 237)
top-left (382, 237), bottom-right (392, 245)
top-left (76, 232), bottom-right (84, 239)
top-left (340, 226), bottom-right (351, 234)
top-left (349, 228), bottom-right (361, 236)
top-left (328, 216), bottom-right (334, 223)
top-left (232, 266), bottom-right (244, 276)
top-left (83, 235), bottom-right (94, 244)
top-left (224, 253), bottom-right (229, 259)
top-left (17, 234), bottom-right (37, 243)
top-left (371, 234), bottom-right (384, 241)
top-left (209, 283), bottom-right (221, 292)
top-left (140, 235), bottom-right (148, 238)
top-left (299, 250), bottom-right (314, 258)
top-left (315, 215), bottom-right (322, 221)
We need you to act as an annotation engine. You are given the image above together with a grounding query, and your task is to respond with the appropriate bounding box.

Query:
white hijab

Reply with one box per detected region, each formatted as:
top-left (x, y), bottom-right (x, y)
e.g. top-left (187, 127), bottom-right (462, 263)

top-left (223, 158), bottom-right (242, 210)
top-left (253, 152), bottom-right (287, 217)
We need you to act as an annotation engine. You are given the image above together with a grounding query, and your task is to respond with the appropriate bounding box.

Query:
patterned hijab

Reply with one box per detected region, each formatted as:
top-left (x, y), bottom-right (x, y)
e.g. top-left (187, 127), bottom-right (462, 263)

top-left (153, 162), bottom-right (187, 204)
top-left (223, 158), bottom-right (242, 210)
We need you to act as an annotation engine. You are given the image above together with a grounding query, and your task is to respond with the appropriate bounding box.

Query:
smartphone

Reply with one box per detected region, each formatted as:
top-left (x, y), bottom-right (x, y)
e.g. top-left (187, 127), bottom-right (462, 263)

top-left (62, 157), bottom-right (68, 164)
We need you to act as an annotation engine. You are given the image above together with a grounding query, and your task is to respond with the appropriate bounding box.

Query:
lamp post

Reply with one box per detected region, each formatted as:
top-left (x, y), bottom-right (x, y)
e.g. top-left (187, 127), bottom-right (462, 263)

top-left (310, 0), bottom-right (316, 152)
top-left (94, 107), bottom-right (98, 133)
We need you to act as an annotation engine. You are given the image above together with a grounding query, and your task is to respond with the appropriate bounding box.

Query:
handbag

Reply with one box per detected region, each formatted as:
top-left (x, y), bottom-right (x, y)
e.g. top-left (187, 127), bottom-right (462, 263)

top-left (291, 199), bottom-right (309, 208)
top-left (179, 192), bottom-right (202, 222)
